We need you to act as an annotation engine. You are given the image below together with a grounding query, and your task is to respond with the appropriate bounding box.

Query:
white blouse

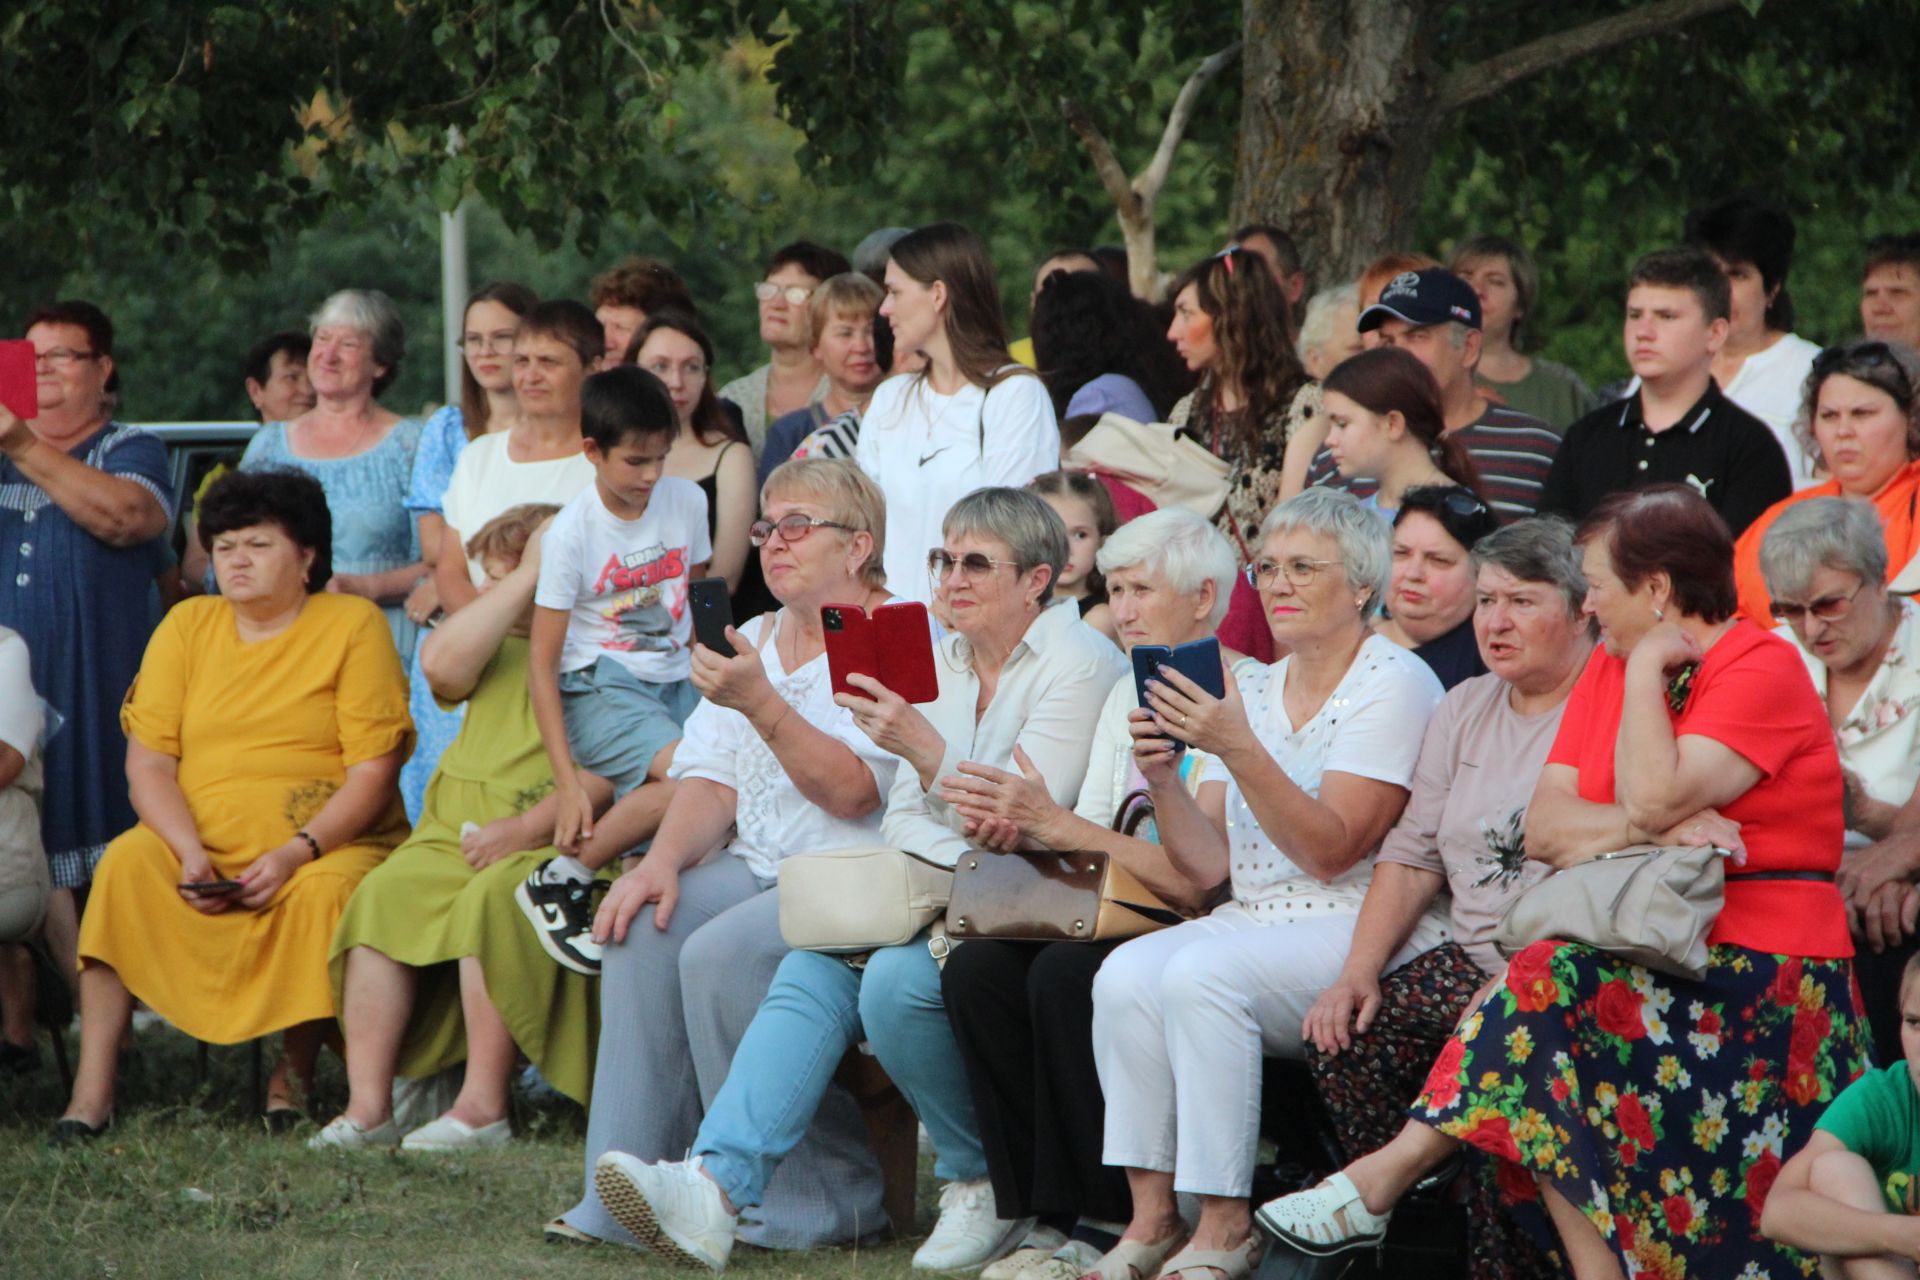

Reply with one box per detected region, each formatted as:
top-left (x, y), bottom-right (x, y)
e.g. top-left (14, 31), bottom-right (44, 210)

top-left (669, 611), bottom-right (899, 881)
top-left (1202, 633), bottom-right (1444, 919)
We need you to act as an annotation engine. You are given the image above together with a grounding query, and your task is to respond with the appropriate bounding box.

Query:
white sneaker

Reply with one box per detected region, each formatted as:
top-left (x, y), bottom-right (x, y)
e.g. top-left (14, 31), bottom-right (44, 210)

top-left (306, 1114), bottom-right (400, 1151)
top-left (400, 1113), bottom-right (512, 1152)
top-left (593, 1151), bottom-right (735, 1271)
top-left (913, 1178), bottom-right (1033, 1271)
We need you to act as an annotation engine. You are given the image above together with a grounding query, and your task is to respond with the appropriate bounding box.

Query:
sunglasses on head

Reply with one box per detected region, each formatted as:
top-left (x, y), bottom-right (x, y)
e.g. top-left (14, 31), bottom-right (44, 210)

top-left (1811, 341), bottom-right (1915, 401)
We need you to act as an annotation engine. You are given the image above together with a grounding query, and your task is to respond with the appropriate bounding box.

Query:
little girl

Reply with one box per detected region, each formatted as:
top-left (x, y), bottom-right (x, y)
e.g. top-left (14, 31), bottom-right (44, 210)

top-left (1029, 470), bottom-right (1117, 641)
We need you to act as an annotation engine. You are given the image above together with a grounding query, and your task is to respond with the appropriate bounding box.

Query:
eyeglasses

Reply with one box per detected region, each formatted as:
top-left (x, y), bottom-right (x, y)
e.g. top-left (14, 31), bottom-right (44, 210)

top-left (749, 514), bottom-right (854, 546)
top-left (1246, 557), bottom-right (1340, 589)
top-left (34, 347), bottom-right (98, 369)
top-left (1768, 581), bottom-right (1865, 624)
top-left (459, 330), bottom-right (518, 355)
top-left (928, 549), bottom-right (1021, 583)
top-left (755, 283), bottom-right (814, 306)
top-left (1811, 341), bottom-right (1915, 402)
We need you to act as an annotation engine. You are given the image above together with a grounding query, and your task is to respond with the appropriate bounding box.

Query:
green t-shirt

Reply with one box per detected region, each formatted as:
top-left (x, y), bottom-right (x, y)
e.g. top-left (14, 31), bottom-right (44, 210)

top-left (1816, 1061), bottom-right (1920, 1214)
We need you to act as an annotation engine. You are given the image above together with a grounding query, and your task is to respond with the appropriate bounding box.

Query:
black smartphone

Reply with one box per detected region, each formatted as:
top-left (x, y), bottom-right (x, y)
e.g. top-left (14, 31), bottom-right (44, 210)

top-left (689, 577), bottom-right (736, 657)
top-left (1131, 637), bottom-right (1226, 752)
top-left (178, 879), bottom-right (245, 897)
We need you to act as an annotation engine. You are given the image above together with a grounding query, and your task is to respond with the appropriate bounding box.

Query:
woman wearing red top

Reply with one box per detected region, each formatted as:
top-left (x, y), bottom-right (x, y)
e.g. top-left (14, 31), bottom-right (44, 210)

top-left (1257, 485), bottom-right (1873, 1278)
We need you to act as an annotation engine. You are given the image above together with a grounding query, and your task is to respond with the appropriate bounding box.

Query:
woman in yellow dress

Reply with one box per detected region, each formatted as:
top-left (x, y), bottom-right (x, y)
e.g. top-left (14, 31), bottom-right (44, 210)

top-left (53, 469), bottom-right (412, 1143)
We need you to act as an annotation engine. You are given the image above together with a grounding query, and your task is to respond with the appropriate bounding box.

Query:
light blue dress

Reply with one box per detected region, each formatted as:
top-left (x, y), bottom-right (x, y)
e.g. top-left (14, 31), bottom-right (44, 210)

top-left (398, 405), bottom-right (471, 820)
top-left (239, 417), bottom-right (424, 666)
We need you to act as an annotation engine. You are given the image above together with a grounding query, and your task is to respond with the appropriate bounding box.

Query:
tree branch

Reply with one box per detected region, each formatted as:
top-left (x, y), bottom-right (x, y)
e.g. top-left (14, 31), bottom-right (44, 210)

top-left (1435, 0), bottom-right (1745, 116)
top-left (1059, 96), bottom-right (1140, 217)
top-left (1139, 42), bottom-right (1241, 198)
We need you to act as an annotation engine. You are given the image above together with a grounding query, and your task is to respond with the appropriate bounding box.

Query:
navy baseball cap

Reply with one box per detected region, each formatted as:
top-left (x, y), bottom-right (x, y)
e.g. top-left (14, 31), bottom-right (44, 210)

top-left (1358, 267), bottom-right (1482, 332)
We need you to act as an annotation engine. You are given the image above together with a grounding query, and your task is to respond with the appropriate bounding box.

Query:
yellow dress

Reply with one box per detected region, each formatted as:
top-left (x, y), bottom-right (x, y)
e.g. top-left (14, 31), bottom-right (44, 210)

top-left (78, 594), bottom-right (413, 1044)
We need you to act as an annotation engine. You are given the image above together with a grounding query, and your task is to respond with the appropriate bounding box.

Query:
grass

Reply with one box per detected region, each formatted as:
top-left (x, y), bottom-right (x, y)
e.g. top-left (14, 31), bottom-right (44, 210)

top-left (0, 1024), bottom-right (931, 1278)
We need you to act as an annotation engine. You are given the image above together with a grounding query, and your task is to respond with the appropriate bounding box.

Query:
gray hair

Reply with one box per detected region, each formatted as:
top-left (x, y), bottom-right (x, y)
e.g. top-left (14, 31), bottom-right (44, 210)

top-left (1791, 338), bottom-right (1920, 471)
top-left (1096, 506), bottom-right (1240, 628)
top-left (1258, 487), bottom-right (1392, 615)
top-left (1758, 496), bottom-right (1888, 600)
top-left (309, 289), bottom-right (405, 395)
top-left (1470, 516), bottom-right (1587, 617)
top-left (1297, 283), bottom-right (1358, 366)
top-left (943, 487), bottom-right (1069, 603)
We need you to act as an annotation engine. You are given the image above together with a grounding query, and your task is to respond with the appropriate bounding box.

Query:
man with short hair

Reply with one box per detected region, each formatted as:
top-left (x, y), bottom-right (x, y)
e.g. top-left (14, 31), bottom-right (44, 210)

top-left (1009, 247), bottom-right (1101, 369)
top-left (1231, 222), bottom-right (1308, 312)
top-left (589, 258), bottom-right (697, 364)
top-left (1538, 247), bottom-right (1790, 535)
top-left (1862, 234), bottom-right (1920, 353)
top-left (1304, 268), bottom-right (1562, 521)
top-left (716, 241), bottom-right (851, 455)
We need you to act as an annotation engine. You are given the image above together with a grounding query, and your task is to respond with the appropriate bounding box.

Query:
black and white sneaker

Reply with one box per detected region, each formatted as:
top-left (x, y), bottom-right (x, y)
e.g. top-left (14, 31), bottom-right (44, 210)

top-left (515, 863), bottom-right (606, 976)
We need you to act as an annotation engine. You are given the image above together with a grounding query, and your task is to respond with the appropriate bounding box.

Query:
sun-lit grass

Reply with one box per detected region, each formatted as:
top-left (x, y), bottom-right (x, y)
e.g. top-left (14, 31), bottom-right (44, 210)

top-left (0, 1023), bottom-right (930, 1278)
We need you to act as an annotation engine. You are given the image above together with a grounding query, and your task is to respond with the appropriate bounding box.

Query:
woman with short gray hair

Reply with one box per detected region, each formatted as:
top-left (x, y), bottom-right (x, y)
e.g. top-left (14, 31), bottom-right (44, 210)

top-left (1762, 497), bottom-right (1914, 850)
top-left (239, 287), bottom-right (424, 660)
top-left (591, 485), bottom-right (1126, 1274)
top-left (1078, 487), bottom-right (1450, 1279)
top-left (1280, 515), bottom-right (1592, 1280)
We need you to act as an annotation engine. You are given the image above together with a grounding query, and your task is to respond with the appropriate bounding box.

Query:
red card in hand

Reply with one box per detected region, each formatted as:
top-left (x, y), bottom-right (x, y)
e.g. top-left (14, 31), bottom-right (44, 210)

top-left (0, 341), bottom-right (35, 420)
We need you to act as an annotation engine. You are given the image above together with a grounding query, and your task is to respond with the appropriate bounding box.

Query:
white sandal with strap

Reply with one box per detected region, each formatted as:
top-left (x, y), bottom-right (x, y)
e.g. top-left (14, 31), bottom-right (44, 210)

top-left (1253, 1172), bottom-right (1390, 1256)
top-left (1076, 1232), bottom-right (1187, 1280)
top-left (1154, 1233), bottom-right (1262, 1279)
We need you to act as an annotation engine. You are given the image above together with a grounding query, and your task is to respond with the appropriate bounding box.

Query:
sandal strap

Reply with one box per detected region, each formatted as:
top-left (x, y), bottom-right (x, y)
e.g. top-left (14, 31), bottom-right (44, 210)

top-left (1080, 1233), bottom-right (1186, 1280)
top-left (1156, 1240), bottom-right (1259, 1279)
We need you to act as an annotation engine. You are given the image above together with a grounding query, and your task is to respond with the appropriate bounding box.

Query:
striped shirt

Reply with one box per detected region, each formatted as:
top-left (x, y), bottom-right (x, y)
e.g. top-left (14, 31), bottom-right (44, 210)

top-left (1305, 402), bottom-right (1561, 522)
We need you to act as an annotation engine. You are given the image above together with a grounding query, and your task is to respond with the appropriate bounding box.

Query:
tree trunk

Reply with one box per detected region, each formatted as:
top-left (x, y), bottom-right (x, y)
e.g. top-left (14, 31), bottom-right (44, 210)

top-left (1231, 0), bottom-right (1441, 288)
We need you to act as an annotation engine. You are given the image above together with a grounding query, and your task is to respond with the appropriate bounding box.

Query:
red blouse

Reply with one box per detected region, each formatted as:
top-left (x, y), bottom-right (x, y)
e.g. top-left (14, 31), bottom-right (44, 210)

top-left (1545, 620), bottom-right (1850, 958)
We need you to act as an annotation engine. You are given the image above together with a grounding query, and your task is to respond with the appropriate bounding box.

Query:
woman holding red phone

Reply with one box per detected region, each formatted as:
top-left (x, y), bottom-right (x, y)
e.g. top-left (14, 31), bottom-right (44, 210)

top-left (590, 487), bottom-right (1127, 1273)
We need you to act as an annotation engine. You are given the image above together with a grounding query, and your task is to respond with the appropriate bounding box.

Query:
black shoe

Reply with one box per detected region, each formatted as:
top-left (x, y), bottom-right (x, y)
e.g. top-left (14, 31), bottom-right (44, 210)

top-left (514, 863), bottom-right (606, 976)
top-left (49, 1116), bottom-right (110, 1147)
top-left (263, 1107), bottom-right (305, 1136)
top-left (0, 1040), bottom-right (40, 1074)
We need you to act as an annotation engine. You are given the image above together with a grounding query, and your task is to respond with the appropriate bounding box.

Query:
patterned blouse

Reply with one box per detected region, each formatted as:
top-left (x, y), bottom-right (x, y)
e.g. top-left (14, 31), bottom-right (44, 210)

top-left (1170, 378), bottom-right (1320, 562)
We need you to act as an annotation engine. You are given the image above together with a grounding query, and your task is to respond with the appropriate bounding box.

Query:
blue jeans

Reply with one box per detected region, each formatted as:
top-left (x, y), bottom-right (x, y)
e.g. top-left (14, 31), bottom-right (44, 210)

top-left (694, 936), bottom-right (987, 1209)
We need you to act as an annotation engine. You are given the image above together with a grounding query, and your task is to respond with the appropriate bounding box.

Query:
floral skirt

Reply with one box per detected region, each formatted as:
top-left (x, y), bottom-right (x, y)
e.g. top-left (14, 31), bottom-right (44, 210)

top-left (1413, 941), bottom-right (1872, 1279)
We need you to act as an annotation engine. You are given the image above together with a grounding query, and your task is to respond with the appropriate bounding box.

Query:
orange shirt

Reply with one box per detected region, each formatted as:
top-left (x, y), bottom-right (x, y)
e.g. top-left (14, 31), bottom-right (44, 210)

top-left (1732, 458), bottom-right (1920, 628)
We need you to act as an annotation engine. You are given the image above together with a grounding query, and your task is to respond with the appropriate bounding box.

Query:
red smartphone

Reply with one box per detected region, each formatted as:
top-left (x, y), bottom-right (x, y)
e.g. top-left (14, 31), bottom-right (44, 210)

top-left (822, 602), bottom-right (940, 704)
top-left (822, 604), bottom-right (879, 700)
top-left (0, 340), bottom-right (36, 420)
top-left (871, 601), bottom-right (939, 703)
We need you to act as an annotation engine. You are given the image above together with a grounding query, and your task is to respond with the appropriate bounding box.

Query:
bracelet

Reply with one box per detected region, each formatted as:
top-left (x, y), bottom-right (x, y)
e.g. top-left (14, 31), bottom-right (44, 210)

top-left (294, 830), bottom-right (322, 860)
top-left (758, 704), bottom-right (793, 743)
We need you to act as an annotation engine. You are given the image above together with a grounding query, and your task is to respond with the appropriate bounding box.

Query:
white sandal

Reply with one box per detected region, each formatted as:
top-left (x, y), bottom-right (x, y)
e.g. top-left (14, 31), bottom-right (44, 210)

top-left (1154, 1233), bottom-right (1261, 1279)
top-left (1077, 1232), bottom-right (1187, 1280)
top-left (1253, 1172), bottom-right (1390, 1256)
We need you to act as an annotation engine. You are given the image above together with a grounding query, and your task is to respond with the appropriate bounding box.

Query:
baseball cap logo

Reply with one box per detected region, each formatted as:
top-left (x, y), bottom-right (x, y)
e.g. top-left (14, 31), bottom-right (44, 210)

top-left (1385, 272), bottom-right (1420, 297)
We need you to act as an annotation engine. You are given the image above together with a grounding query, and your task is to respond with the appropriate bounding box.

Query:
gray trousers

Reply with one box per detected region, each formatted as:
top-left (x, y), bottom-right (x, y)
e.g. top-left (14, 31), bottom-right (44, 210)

top-left (560, 854), bottom-right (885, 1249)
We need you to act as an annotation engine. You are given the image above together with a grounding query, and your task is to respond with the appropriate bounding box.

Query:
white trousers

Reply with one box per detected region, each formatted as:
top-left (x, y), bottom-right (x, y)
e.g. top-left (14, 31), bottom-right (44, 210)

top-left (1092, 903), bottom-right (1446, 1197)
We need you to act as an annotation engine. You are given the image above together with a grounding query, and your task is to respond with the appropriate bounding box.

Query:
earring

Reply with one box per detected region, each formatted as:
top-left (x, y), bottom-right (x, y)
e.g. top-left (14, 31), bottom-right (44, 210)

top-left (1652, 606), bottom-right (1664, 621)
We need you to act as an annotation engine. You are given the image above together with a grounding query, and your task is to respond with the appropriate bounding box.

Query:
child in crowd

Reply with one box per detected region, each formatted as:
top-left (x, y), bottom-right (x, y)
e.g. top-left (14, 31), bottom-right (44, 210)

top-left (523, 366), bottom-right (711, 975)
top-left (1761, 951), bottom-right (1920, 1276)
top-left (1029, 469), bottom-right (1117, 640)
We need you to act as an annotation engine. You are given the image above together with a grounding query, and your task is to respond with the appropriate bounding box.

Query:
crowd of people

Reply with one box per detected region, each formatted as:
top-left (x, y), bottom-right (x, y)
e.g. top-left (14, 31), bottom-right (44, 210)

top-left (4, 206), bottom-right (1920, 1280)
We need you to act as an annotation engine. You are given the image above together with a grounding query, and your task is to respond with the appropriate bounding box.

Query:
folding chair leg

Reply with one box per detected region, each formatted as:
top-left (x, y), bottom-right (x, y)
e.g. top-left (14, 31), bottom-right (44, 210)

top-left (48, 1024), bottom-right (72, 1093)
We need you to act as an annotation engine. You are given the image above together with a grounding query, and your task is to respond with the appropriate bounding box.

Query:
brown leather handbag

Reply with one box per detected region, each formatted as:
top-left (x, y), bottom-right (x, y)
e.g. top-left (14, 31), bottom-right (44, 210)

top-left (944, 849), bottom-right (1183, 942)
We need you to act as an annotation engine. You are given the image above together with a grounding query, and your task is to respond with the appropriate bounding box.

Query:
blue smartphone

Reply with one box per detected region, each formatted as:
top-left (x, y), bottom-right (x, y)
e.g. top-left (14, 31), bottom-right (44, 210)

top-left (1131, 637), bottom-right (1226, 751)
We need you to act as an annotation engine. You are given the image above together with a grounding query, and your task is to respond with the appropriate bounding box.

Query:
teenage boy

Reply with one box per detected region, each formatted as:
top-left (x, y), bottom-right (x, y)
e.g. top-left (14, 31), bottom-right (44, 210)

top-left (1760, 951), bottom-right (1920, 1276)
top-left (1537, 248), bottom-right (1790, 536)
top-left (522, 366), bottom-right (711, 975)
top-left (1863, 234), bottom-right (1920, 354)
top-left (1304, 268), bottom-right (1562, 521)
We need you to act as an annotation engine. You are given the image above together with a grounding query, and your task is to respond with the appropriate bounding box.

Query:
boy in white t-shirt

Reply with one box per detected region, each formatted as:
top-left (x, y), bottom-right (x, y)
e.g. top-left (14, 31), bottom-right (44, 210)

top-left (522, 366), bottom-right (712, 974)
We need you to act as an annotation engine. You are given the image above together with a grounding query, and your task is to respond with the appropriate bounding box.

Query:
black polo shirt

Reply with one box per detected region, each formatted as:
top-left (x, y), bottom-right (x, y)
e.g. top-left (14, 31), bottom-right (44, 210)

top-left (1535, 380), bottom-right (1790, 536)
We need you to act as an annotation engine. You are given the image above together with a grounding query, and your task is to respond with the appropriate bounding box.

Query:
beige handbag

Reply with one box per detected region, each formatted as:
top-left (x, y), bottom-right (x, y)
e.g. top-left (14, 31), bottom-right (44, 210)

top-left (1065, 413), bottom-right (1232, 517)
top-left (1492, 844), bottom-right (1729, 981)
top-left (777, 846), bottom-right (954, 953)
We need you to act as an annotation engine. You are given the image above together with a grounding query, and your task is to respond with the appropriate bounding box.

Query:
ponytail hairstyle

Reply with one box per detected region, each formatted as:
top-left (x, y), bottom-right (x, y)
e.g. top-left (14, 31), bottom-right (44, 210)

top-left (1322, 347), bottom-right (1482, 496)
top-left (1027, 468), bottom-right (1118, 603)
top-left (888, 222), bottom-right (1033, 393)
top-left (1166, 248), bottom-right (1308, 464)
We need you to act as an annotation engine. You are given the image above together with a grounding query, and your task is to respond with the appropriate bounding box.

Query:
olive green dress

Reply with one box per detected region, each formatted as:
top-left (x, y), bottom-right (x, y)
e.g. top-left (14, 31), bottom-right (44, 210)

top-left (329, 635), bottom-right (603, 1103)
